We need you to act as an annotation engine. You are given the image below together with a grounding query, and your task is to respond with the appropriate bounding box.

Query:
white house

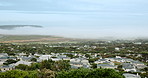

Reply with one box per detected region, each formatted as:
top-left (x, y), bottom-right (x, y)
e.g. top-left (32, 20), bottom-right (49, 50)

top-left (122, 63), bottom-right (137, 72)
top-left (123, 73), bottom-right (141, 78)
top-left (38, 55), bottom-right (52, 62)
top-left (97, 64), bottom-right (117, 69)
top-left (94, 59), bottom-right (108, 64)
top-left (70, 58), bottom-right (90, 69)
top-left (131, 61), bottom-right (147, 69)
top-left (13, 60), bottom-right (32, 66)
top-left (0, 65), bottom-right (15, 72)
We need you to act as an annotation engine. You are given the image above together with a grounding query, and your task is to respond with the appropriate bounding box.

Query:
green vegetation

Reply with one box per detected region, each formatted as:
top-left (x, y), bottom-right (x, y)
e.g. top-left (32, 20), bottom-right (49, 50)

top-left (0, 68), bottom-right (125, 78)
top-left (30, 58), bottom-right (37, 62)
top-left (0, 39), bottom-right (148, 78)
top-left (56, 68), bottom-right (124, 78)
top-left (3, 59), bottom-right (18, 65)
top-left (0, 70), bottom-right (38, 78)
top-left (16, 60), bottom-right (70, 72)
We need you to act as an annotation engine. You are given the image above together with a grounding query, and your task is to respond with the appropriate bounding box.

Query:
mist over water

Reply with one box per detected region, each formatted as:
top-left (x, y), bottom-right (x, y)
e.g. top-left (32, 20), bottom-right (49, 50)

top-left (0, 25), bottom-right (147, 39)
top-left (0, 0), bottom-right (148, 39)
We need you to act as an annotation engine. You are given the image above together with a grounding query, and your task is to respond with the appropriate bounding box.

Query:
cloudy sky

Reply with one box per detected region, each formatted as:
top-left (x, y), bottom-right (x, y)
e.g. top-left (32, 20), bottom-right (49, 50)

top-left (0, 0), bottom-right (148, 39)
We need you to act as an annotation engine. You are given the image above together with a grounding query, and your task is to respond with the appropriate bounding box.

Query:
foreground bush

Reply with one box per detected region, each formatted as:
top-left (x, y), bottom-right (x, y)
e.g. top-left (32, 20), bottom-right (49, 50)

top-left (56, 68), bottom-right (124, 78)
top-left (0, 70), bottom-right (38, 78)
top-left (0, 68), bottom-right (124, 78)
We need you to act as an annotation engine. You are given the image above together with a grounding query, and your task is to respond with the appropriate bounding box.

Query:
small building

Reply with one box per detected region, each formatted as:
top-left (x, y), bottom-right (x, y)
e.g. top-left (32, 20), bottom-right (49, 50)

top-left (0, 65), bottom-right (15, 72)
top-left (123, 73), bottom-right (141, 78)
top-left (131, 61), bottom-right (145, 65)
top-left (115, 47), bottom-right (120, 51)
top-left (38, 55), bottom-right (52, 62)
top-left (122, 63), bottom-right (136, 72)
top-left (0, 56), bottom-right (9, 65)
top-left (131, 61), bottom-right (147, 69)
top-left (97, 64), bottom-right (117, 69)
top-left (95, 59), bottom-right (108, 64)
top-left (105, 58), bottom-right (125, 62)
top-left (0, 53), bottom-right (8, 57)
top-left (51, 58), bottom-right (61, 61)
top-left (61, 57), bottom-right (71, 60)
top-left (13, 60), bottom-right (32, 66)
top-left (70, 58), bottom-right (90, 69)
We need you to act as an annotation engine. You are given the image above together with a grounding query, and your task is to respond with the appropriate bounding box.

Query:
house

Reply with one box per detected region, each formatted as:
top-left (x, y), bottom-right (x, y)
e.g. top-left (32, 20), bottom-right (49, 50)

top-left (0, 61), bottom-right (5, 65)
top-left (58, 55), bottom-right (67, 58)
top-left (103, 61), bottom-right (115, 66)
top-left (105, 58), bottom-right (125, 62)
top-left (17, 53), bottom-right (26, 56)
top-left (0, 57), bottom-right (8, 65)
top-left (123, 58), bottom-right (134, 63)
top-left (70, 58), bottom-right (90, 69)
top-left (97, 64), bottom-right (117, 69)
top-left (0, 56), bottom-right (16, 65)
top-left (115, 47), bottom-right (120, 51)
top-left (122, 63), bottom-right (137, 72)
top-left (9, 57), bottom-right (17, 60)
top-left (116, 56), bottom-right (122, 58)
top-left (133, 42), bottom-right (142, 45)
top-left (123, 73), bottom-right (141, 78)
top-left (114, 58), bottom-right (125, 62)
top-left (17, 56), bottom-right (33, 62)
top-left (57, 55), bottom-right (70, 60)
top-left (131, 61), bottom-right (147, 69)
top-left (61, 57), bottom-right (71, 60)
top-left (0, 53), bottom-right (8, 57)
top-left (0, 65), bottom-right (15, 72)
top-left (38, 55), bottom-right (52, 62)
top-left (70, 62), bottom-right (83, 69)
top-left (51, 58), bottom-right (61, 61)
top-left (94, 59), bottom-right (108, 64)
top-left (131, 61), bottom-right (145, 65)
top-left (12, 60), bottom-right (32, 66)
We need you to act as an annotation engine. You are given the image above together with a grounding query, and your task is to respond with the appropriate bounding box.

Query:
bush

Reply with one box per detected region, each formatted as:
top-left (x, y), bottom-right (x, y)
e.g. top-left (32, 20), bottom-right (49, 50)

top-left (0, 70), bottom-right (38, 78)
top-left (86, 68), bottom-right (124, 78)
top-left (56, 68), bottom-right (124, 78)
top-left (56, 68), bottom-right (91, 78)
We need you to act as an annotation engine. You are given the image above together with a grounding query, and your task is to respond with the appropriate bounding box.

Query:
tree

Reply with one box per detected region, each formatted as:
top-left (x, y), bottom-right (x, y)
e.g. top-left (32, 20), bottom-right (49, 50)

top-left (15, 64), bottom-right (28, 70)
top-left (56, 68), bottom-right (91, 78)
top-left (141, 67), bottom-right (148, 72)
top-left (140, 72), bottom-right (148, 78)
top-left (51, 60), bottom-right (70, 71)
top-left (86, 68), bottom-right (124, 78)
top-left (56, 68), bottom-right (124, 78)
top-left (65, 54), bottom-right (74, 59)
top-left (39, 68), bottom-right (55, 78)
top-left (31, 58), bottom-right (37, 62)
top-left (91, 63), bottom-right (97, 68)
top-left (28, 63), bottom-right (41, 70)
top-left (41, 59), bottom-right (54, 69)
top-left (0, 70), bottom-right (38, 78)
top-left (88, 58), bottom-right (98, 63)
top-left (3, 59), bottom-right (18, 65)
top-left (7, 52), bottom-right (16, 56)
top-left (85, 54), bottom-right (91, 58)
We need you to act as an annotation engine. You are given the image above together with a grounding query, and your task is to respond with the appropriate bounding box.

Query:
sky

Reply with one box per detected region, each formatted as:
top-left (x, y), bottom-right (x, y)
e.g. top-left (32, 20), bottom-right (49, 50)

top-left (0, 0), bottom-right (148, 39)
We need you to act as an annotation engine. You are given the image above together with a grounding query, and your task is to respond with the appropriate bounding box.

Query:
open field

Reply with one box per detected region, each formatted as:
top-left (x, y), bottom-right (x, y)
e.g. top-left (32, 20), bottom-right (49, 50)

top-left (0, 34), bottom-right (91, 44)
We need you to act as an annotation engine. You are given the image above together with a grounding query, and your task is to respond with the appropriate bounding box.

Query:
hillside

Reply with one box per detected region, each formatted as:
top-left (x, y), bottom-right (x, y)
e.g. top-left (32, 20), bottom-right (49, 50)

top-left (0, 35), bottom-right (78, 43)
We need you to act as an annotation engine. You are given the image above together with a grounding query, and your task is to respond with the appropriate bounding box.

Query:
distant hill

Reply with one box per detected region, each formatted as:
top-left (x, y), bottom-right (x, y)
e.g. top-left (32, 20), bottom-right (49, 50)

top-left (0, 25), bottom-right (42, 30)
top-left (0, 34), bottom-right (76, 43)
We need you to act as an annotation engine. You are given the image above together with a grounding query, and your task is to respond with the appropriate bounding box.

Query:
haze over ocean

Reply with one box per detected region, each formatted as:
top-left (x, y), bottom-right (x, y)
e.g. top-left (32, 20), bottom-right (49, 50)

top-left (0, 0), bottom-right (148, 39)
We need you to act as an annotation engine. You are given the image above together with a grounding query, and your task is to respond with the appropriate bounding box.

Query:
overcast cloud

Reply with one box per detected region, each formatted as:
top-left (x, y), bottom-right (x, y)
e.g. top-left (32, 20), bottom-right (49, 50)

top-left (0, 0), bottom-right (148, 39)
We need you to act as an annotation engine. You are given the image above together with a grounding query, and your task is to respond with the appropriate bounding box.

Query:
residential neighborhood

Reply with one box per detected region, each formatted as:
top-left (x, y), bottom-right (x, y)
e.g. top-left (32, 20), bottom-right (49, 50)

top-left (0, 40), bottom-right (148, 78)
top-left (0, 52), bottom-right (147, 78)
